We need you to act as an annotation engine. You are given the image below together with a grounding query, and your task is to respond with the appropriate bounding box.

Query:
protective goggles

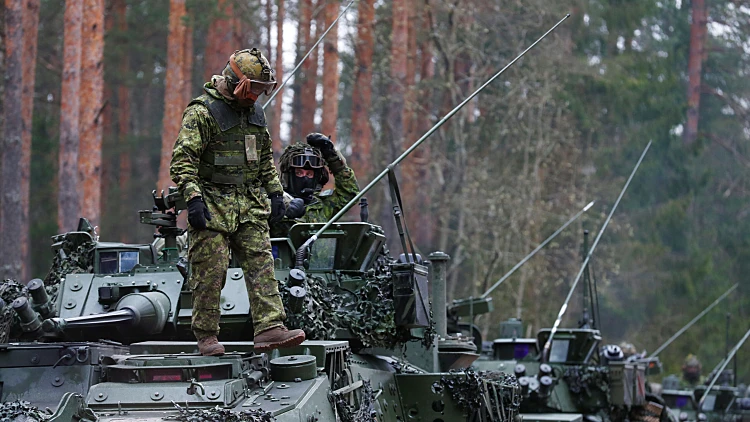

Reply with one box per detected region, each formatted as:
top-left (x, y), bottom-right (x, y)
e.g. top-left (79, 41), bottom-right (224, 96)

top-left (229, 50), bottom-right (277, 100)
top-left (290, 151), bottom-right (324, 168)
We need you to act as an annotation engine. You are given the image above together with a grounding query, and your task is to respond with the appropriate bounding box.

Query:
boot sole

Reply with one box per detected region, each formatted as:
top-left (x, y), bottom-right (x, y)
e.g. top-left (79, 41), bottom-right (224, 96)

top-left (254, 332), bottom-right (306, 352)
top-left (200, 347), bottom-right (225, 356)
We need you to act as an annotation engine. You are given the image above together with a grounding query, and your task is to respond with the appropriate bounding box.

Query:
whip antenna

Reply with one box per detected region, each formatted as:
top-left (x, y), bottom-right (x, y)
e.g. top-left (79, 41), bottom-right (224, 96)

top-left (263, 0), bottom-right (357, 109)
top-left (295, 14), bottom-right (572, 266)
top-left (541, 141), bottom-right (652, 362)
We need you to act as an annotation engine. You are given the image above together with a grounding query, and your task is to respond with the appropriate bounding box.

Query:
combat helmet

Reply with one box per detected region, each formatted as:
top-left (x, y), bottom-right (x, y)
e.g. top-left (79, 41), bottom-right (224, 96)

top-left (682, 354), bottom-right (702, 384)
top-left (222, 48), bottom-right (277, 101)
top-left (280, 143), bottom-right (330, 202)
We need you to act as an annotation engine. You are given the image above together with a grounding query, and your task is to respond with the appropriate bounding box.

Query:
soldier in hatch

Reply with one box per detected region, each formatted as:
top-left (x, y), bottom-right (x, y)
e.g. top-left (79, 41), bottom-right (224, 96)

top-left (170, 48), bottom-right (305, 356)
top-left (681, 354), bottom-right (704, 388)
top-left (270, 133), bottom-right (360, 237)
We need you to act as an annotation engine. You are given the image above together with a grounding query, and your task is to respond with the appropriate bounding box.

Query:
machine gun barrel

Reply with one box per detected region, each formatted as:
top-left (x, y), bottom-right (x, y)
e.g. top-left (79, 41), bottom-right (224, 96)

top-left (649, 283), bottom-right (739, 358)
top-left (262, 0), bottom-right (357, 109)
top-left (541, 141), bottom-right (652, 362)
top-left (295, 14), bottom-right (571, 267)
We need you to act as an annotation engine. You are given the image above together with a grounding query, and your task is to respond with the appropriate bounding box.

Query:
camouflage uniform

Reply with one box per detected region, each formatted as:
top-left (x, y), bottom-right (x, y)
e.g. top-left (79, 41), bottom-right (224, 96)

top-left (170, 82), bottom-right (285, 339)
top-left (270, 146), bottom-right (360, 237)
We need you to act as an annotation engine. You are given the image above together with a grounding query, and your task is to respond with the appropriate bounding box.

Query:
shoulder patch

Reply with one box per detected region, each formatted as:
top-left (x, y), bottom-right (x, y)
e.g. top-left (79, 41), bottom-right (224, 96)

top-left (190, 94), bottom-right (240, 132)
top-left (248, 102), bottom-right (268, 127)
top-left (319, 189), bottom-right (334, 197)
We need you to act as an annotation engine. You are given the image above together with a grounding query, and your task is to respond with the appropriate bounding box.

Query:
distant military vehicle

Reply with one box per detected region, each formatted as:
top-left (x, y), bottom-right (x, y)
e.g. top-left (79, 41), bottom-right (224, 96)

top-left (0, 188), bottom-right (520, 422)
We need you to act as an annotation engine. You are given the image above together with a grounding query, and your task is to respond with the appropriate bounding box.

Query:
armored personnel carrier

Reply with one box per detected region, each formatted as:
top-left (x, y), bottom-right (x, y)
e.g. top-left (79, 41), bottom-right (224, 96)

top-left (0, 188), bottom-right (520, 422)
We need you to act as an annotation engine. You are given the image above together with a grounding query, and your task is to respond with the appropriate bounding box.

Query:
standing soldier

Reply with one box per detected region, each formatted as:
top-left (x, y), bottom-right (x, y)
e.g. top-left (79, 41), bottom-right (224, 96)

top-left (271, 133), bottom-right (360, 237)
top-left (170, 48), bottom-right (305, 356)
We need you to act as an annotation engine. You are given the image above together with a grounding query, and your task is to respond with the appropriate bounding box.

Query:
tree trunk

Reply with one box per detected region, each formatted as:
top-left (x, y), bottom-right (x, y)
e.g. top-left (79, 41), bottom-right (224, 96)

top-left (349, 0), bottom-right (375, 177)
top-left (291, 0), bottom-right (312, 142)
top-left (58, 0), bottom-right (82, 234)
top-left (203, 0), bottom-right (233, 82)
top-left (265, 0), bottom-right (272, 64)
top-left (321, 0), bottom-right (340, 137)
top-left (685, 0), bottom-right (707, 146)
top-left (299, 0), bottom-right (319, 139)
top-left (182, 12), bottom-right (193, 108)
top-left (114, 0), bottom-right (130, 242)
top-left (413, 4), bottom-right (434, 247)
top-left (19, 0), bottom-right (39, 280)
top-left (78, 0), bottom-right (104, 227)
top-left (271, 0), bottom-right (285, 154)
top-left (0, 0), bottom-right (24, 280)
top-left (158, 0), bottom-right (187, 192)
top-left (379, 0), bottom-right (408, 243)
top-left (400, 0), bottom-right (420, 247)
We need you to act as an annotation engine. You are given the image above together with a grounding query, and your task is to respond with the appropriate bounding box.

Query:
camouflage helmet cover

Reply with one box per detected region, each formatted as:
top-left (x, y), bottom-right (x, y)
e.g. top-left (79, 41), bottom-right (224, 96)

top-left (222, 48), bottom-right (276, 100)
top-left (223, 48), bottom-right (275, 83)
top-left (279, 142), bottom-right (330, 189)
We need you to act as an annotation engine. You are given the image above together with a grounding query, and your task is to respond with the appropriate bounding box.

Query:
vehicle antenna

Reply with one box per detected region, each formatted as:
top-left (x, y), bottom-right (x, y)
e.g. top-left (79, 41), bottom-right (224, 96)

top-left (541, 140), bottom-right (652, 363)
top-left (648, 283), bottom-right (738, 358)
top-left (480, 201), bottom-right (595, 299)
top-left (294, 14), bottom-right (572, 268)
top-left (262, 0), bottom-right (357, 109)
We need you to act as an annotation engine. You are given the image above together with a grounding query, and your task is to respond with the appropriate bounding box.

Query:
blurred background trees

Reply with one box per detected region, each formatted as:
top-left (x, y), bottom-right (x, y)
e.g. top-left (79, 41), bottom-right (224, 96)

top-left (0, 0), bottom-right (748, 380)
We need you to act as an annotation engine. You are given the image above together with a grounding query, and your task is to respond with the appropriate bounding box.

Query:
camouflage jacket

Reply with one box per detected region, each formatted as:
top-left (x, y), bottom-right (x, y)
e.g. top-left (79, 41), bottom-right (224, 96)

top-left (270, 165), bottom-right (360, 237)
top-left (170, 83), bottom-right (283, 233)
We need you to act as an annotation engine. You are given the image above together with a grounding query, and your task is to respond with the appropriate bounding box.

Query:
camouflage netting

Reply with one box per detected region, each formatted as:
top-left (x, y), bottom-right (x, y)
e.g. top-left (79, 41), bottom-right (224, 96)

top-left (563, 365), bottom-right (609, 397)
top-left (164, 404), bottom-right (275, 422)
top-left (0, 233), bottom-right (95, 343)
top-left (440, 369), bottom-right (522, 422)
top-left (43, 233), bottom-right (97, 292)
top-left (0, 400), bottom-right (51, 421)
top-left (280, 252), bottom-right (434, 350)
top-left (0, 279), bottom-right (27, 343)
top-left (329, 379), bottom-right (377, 422)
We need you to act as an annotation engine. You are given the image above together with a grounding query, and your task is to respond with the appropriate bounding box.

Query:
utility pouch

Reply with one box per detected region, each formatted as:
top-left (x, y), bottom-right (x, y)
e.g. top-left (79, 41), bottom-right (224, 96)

top-left (391, 261), bottom-right (430, 329)
top-left (244, 135), bottom-right (258, 163)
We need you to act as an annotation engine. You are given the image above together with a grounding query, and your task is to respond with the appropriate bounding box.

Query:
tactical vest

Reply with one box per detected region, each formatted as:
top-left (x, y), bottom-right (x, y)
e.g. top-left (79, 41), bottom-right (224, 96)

top-left (190, 94), bottom-right (268, 186)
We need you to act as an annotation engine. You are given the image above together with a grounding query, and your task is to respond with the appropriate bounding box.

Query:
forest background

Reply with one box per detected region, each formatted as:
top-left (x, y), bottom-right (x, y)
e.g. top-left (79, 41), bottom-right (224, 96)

top-left (0, 0), bottom-right (748, 382)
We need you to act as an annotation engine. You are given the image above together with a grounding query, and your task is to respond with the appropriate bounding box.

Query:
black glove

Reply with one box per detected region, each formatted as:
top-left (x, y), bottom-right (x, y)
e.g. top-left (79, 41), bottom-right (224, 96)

top-left (299, 188), bottom-right (315, 204)
top-left (187, 196), bottom-right (212, 230)
top-left (306, 132), bottom-right (335, 159)
top-left (285, 198), bottom-right (306, 219)
top-left (269, 193), bottom-right (286, 224)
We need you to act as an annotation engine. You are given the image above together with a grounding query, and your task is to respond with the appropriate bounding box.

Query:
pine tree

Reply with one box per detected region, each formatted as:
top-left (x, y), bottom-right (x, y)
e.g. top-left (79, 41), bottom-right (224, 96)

top-left (0, 0), bottom-right (25, 280)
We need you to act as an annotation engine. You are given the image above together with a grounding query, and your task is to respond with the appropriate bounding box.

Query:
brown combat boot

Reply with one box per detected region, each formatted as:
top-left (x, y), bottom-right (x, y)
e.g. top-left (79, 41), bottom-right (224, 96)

top-left (197, 336), bottom-right (225, 356)
top-left (253, 326), bottom-right (305, 352)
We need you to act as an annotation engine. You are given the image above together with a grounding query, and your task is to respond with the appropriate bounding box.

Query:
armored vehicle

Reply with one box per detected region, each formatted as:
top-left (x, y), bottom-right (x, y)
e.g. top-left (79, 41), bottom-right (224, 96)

top-left (0, 189), bottom-right (520, 422)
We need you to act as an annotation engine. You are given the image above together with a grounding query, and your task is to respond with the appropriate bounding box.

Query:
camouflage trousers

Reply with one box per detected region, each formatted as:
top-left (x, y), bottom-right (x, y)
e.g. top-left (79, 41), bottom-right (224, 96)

top-left (188, 219), bottom-right (285, 340)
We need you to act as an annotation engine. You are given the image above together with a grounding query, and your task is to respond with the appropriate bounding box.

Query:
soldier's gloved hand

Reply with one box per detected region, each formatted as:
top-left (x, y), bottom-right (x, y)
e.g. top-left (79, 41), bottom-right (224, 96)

top-left (285, 198), bottom-right (306, 219)
top-left (187, 197), bottom-right (212, 230)
top-left (269, 193), bottom-right (286, 224)
top-left (306, 132), bottom-right (336, 159)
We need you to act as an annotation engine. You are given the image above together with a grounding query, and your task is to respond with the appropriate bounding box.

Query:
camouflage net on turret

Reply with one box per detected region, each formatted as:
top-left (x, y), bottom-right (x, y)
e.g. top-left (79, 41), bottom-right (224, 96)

top-left (440, 369), bottom-right (522, 422)
top-left (0, 400), bottom-right (51, 421)
top-left (280, 252), bottom-right (434, 350)
top-left (43, 233), bottom-right (97, 292)
top-left (0, 279), bottom-right (27, 343)
top-left (164, 404), bottom-right (275, 422)
top-left (0, 232), bottom-right (95, 343)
